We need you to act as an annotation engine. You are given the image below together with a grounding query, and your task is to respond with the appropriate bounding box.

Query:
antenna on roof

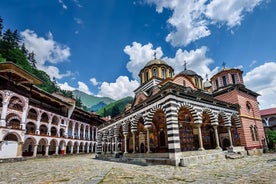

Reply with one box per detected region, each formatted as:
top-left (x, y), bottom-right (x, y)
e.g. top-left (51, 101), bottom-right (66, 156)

top-left (222, 62), bottom-right (226, 69)
top-left (183, 60), bottom-right (187, 70)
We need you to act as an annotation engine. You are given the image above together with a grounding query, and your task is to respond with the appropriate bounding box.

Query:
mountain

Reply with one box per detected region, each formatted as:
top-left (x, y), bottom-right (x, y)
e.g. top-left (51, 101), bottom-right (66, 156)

top-left (72, 90), bottom-right (115, 111)
top-left (97, 96), bottom-right (133, 117)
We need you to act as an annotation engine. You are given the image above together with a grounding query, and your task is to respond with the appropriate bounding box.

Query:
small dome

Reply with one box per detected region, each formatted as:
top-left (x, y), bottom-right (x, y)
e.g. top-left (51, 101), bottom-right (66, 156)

top-left (145, 59), bottom-right (168, 67)
top-left (179, 69), bottom-right (197, 76)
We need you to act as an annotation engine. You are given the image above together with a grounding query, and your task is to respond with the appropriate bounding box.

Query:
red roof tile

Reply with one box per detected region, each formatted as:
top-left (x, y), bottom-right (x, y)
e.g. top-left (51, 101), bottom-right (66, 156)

top-left (260, 108), bottom-right (276, 116)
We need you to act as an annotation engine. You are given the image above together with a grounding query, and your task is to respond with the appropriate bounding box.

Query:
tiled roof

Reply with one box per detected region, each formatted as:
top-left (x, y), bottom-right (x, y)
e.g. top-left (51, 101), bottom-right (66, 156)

top-left (260, 108), bottom-right (276, 116)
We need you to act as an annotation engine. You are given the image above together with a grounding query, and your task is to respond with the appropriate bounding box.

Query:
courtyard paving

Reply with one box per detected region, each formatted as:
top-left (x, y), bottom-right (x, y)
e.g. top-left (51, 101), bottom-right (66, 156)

top-left (0, 153), bottom-right (276, 184)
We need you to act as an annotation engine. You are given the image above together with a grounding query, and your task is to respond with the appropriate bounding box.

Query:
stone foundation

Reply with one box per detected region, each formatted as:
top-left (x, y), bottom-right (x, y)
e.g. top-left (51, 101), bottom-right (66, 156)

top-left (247, 148), bottom-right (263, 156)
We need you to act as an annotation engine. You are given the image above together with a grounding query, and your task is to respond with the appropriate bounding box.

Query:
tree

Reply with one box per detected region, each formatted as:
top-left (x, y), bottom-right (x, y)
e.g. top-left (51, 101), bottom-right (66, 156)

top-left (21, 43), bottom-right (28, 56)
top-left (75, 96), bottom-right (83, 107)
top-left (267, 129), bottom-right (276, 150)
top-left (28, 51), bottom-right (37, 68)
top-left (111, 105), bottom-right (120, 118)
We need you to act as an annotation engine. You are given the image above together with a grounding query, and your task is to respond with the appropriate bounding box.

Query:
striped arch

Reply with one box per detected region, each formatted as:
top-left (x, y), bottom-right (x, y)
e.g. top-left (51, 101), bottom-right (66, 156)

top-left (131, 114), bottom-right (143, 132)
top-left (122, 120), bottom-right (130, 133)
top-left (177, 102), bottom-right (201, 123)
top-left (217, 111), bottom-right (230, 126)
top-left (146, 104), bottom-right (166, 125)
top-left (201, 107), bottom-right (217, 125)
top-left (6, 112), bottom-right (21, 123)
top-left (231, 113), bottom-right (241, 127)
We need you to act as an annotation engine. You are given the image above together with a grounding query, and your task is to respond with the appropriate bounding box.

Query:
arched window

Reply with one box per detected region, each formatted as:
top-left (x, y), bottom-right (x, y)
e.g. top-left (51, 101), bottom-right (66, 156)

top-left (222, 76), bottom-right (227, 86)
top-left (161, 68), bottom-right (166, 79)
top-left (152, 68), bottom-right (157, 77)
top-left (250, 125), bottom-right (259, 141)
top-left (145, 70), bottom-right (149, 82)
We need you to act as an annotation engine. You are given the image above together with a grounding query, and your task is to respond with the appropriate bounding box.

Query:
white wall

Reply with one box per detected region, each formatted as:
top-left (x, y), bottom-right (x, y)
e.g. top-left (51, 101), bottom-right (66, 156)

top-left (0, 141), bottom-right (18, 158)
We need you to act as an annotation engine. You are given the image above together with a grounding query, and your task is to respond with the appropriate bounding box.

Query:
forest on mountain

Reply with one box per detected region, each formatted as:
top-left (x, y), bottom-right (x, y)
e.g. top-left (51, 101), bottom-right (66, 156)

top-left (0, 17), bottom-right (84, 108)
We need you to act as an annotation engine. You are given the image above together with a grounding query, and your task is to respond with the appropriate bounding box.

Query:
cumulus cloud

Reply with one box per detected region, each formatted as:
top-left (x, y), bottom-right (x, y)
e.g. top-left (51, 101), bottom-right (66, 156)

top-left (98, 76), bottom-right (139, 100)
top-left (20, 29), bottom-right (71, 79)
top-left (124, 42), bottom-right (217, 80)
top-left (90, 78), bottom-right (99, 86)
top-left (58, 82), bottom-right (75, 91)
top-left (145, 0), bottom-right (265, 46)
top-left (77, 81), bottom-right (92, 95)
top-left (244, 62), bottom-right (276, 109)
top-left (74, 17), bottom-right (83, 25)
top-left (124, 42), bottom-right (163, 80)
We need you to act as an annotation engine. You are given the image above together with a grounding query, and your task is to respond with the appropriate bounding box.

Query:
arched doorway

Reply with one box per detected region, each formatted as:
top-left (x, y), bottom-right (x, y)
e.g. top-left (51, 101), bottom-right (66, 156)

top-left (6, 113), bottom-right (21, 130)
top-left (39, 124), bottom-right (48, 136)
top-left (178, 107), bottom-right (198, 151)
top-left (201, 112), bottom-right (216, 149)
top-left (150, 109), bottom-right (168, 153)
top-left (73, 142), bottom-right (78, 153)
top-left (59, 140), bottom-right (66, 155)
top-left (218, 114), bottom-right (228, 150)
top-left (79, 142), bottom-right (84, 153)
top-left (50, 127), bottom-right (57, 137)
top-left (136, 117), bottom-right (146, 153)
top-left (1, 133), bottom-right (20, 158)
top-left (22, 137), bottom-right (36, 156)
top-left (37, 138), bottom-right (47, 156)
top-left (66, 141), bottom-right (73, 154)
top-left (49, 140), bottom-right (57, 155)
top-left (231, 116), bottom-right (241, 146)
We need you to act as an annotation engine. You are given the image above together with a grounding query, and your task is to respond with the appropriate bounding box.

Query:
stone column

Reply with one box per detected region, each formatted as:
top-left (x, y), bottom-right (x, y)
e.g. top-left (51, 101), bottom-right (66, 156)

top-left (88, 127), bottom-right (91, 140)
top-left (76, 144), bottom-right (80, 153)
top-left (16, 142), bottom-right (23, 157)
top-left (196, 124), bottom-right (204, 151)
top-left (70, 145), bottom-right (74, 154)
top-left (227, 126), bottom-right (233, 148)
top-left (72, 123), bottom-right (75, 139)
top-left (45, 145), bottom-right (49, 156)
top-left (132, 131), bottom-right (136, 153)
top-left (123, 133), bottom-right (128, 154)
top-left (213, 125), bottom-right (221, 149)
top-left (114, 136), bottom-right (118, 153)
top-left (0, 100), bottom-right (8, 127)
top-left (55, 146), bottom-right (59, 155)
top-left (36, 116), bottom-right (41, 135)
top-left (146, 127), bottom-right (151, 153)
top-left (78, 125), bottom-right (81, 139)
top-left (33, 144), bottom-right (38, 157)
top-left (92, 127), bottom-right (94, 141)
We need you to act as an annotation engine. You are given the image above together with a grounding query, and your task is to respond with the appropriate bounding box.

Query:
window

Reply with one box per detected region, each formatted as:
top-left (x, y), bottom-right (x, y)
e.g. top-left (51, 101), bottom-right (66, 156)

top-left (152, 68), bottom-right (157, 77)
top-left (215, 79), bottom-right (219, 89)
top-left (222, 76), bottom-right (227, 86)
top-left (162, 68), bottom-right (166, 79)
top-left (246, 102), bottom-right (251, 113)
top-left (145, 70), bottom-right (149, 81)
top-left (195, 77), bottom-right (198, 86)
top-left (231, 74), bottom-right (236, 84)
top-left (250, 125), bottom-right (259, 141)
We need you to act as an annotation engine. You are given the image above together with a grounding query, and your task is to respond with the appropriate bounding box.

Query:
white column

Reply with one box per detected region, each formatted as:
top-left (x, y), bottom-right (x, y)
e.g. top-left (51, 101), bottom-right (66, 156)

top-left (114, 136), bottom-right (118, 153)
top-left (213, 125), bottom-right (221, 149)
top-left (132, 131), bottom-right (136, 153)
top-left (88, 127), bottom-right (91, 140)
top-left (77, 144), bottom-right (80, 153)
top-left (45, 145), bottom-right (49, 156)
top-left (78, 125), bottom-right (81, 139)
top-left (55, 146), bottom-right (59, 155)
top-left (124, 133), bottom-right (128, 154)
top-left (70, 145), bottom-right (74, 154)
top-left (36, 116), bottom-right (41, 135)
top-left (33, 144), bottom-right (38, 157)
top-left (0, 100), bottom-right (8, 126)
top-left (146, 128), bottom-right (151, 153)
top-left (227, 126), bottom-right (233, 148)
top-left (196, 124), bottom-right (204, 151)
top-left (72, 123), bottom-right (75, 139)
top-left (92, 127), bottom-right (94, 141)
top-left (21, 104), bottom-right (29, 130)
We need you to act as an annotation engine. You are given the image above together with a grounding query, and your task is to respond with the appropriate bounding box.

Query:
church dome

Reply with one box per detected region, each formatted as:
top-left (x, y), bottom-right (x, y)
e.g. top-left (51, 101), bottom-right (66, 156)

top-left (179, 69), bottom-right (197, 76)
top-left (145, 59), bottom-right (168, 67)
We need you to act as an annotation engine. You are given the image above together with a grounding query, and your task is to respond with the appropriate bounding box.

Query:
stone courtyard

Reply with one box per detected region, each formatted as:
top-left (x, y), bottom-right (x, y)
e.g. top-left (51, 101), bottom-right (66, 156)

top-left (0, 153), bottom-right (276, 184)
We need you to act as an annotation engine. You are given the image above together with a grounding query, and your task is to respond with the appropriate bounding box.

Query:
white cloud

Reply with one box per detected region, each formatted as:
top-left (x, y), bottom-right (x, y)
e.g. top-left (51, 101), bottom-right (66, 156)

top-left (205, 0), bottom-right (263, 27)
top-left (72, 0), bottom-right (82, 8)
top-left (145, 0), bottom-right (265, 46)
top-left (124, 42), bottom-right (217, 80)
top-left (77, 81), bottom-right (92, 95)
top-left (59, 82), bottom-right (75, 91)
top-left (20, 29), bottom-right (71, 79)
top-left (58, 0), bottom-right (67, 9)
top-left (244, 62), bottom-right (276, 109)
top-left (98, 76), bottom-right (139, 100)
top-left (90, 78), bottom-right (99, 86)
top-left (124, 42), bottom-right (163, 80)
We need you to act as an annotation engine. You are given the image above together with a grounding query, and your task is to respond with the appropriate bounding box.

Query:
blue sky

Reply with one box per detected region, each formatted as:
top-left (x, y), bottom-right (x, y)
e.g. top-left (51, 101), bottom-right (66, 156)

top-left (0, 0), bottom-right (276, 109)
